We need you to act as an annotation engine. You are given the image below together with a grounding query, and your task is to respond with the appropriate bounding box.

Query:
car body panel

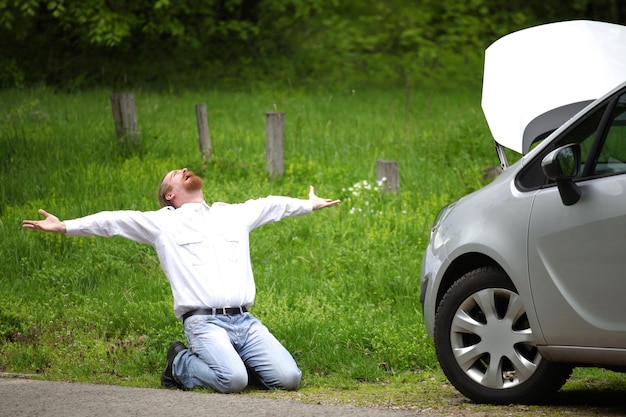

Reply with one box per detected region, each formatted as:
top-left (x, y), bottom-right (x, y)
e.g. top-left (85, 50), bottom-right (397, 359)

top-left (421, 166), bottom-right (543, 342)
top-left (539, 346), bottom-right (626, 366)
top-left (529, 149), bottom-right (626, 349)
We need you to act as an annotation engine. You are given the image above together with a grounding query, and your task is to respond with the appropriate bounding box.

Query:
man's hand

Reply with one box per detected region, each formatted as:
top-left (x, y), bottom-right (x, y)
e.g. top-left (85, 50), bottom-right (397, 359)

top-left (22, 209), bottom-right (67, 234)
top-left (309, 186), bottom-right (341, 210)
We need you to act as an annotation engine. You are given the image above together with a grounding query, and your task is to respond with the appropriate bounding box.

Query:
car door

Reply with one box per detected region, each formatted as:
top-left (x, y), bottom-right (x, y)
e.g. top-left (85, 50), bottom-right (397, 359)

top-left (527, 90), bottom-right (626, 348)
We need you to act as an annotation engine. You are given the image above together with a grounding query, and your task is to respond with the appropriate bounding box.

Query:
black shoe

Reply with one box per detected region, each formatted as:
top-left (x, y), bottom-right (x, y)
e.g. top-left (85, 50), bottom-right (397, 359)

top-left (161, 341), bottom-right (186, 389)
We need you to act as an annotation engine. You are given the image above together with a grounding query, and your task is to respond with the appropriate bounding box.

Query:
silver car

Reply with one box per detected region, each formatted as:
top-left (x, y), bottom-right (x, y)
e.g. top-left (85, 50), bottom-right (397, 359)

top-left (420, 21), bottom-right (626, 404)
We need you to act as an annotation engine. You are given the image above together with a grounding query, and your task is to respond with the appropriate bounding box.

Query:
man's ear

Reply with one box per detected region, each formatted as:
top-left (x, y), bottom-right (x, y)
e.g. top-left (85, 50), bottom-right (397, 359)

top-left (165, 192), bottom-right (175, 202)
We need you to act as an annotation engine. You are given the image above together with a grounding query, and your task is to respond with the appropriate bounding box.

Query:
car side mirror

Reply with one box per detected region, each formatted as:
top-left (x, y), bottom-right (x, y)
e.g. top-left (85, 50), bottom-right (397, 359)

top-left (541, 144), bottom-right (581, 206)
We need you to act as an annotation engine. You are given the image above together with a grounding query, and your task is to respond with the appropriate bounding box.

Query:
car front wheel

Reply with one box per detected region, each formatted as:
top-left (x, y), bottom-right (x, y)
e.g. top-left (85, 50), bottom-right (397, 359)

top-left (434, 266), bottom-right (571, 404)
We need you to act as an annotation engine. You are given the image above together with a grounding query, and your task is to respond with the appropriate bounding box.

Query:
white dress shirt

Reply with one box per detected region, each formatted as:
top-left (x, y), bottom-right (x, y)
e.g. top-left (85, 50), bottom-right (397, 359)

top-left (64, 197), bottom-right (313, 319)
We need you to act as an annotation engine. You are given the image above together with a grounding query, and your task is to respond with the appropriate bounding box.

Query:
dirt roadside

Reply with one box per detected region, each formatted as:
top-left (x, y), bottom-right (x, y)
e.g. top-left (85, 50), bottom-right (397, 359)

top-left (0, 377), bottom-right (436, 417)
top-left (250, 382), bottom-right (626, 417)
top-left (1, 374), bottom-right (625, 417)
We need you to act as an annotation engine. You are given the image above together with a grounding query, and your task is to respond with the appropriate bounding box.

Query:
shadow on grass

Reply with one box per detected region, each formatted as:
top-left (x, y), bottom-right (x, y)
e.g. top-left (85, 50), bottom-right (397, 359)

top-left (441, 384), bottom-right (626, 417)
top-left (548, 389), bottom-right (626, 413)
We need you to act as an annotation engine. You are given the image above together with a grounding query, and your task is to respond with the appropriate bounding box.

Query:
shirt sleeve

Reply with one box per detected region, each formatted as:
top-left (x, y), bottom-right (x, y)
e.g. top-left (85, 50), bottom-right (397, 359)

top-left (236, 196), bottom-right (313, 231)
top-left (64, 208), bottom-right (170, 245)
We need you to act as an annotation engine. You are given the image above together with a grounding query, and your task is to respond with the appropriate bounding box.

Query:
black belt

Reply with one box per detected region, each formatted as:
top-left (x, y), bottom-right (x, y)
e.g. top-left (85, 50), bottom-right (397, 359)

top-left (183, 306), bottom-right (248, 321)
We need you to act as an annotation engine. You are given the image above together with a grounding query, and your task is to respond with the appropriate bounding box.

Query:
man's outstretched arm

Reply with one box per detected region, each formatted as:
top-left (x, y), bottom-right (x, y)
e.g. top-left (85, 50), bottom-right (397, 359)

top-left (23, 209), bottom-right (67, 234)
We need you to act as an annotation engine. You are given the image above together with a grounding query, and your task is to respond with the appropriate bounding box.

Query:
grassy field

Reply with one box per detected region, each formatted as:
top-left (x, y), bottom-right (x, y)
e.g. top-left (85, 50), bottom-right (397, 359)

top-left (1, 85), bottom-right (624, 414)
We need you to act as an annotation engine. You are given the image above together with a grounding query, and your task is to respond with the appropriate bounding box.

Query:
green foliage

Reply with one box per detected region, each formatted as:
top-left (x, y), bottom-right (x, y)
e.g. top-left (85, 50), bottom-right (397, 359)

top-left (1, 0), bottom-right (622, 89)
top-left (0, 86), bottom-right (499, 387)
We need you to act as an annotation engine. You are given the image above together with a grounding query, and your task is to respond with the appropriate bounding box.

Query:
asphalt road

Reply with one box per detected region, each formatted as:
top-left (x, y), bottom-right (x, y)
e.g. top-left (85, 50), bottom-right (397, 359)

top-left (0, 377), bottom-right (437, 417)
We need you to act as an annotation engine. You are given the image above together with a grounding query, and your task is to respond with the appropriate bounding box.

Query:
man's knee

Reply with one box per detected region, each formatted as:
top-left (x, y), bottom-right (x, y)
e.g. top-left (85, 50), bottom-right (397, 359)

top-left (267, 367), bottom-right (301, 391)
top-left (278, 369), bottom-right (301, 391)
top-left (214, 369), bottom-right (248, 393)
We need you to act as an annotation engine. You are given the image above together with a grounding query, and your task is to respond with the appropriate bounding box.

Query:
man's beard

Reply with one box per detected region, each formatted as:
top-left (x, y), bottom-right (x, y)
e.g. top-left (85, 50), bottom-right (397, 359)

top-left (184, 172), bottom-right (204, 191)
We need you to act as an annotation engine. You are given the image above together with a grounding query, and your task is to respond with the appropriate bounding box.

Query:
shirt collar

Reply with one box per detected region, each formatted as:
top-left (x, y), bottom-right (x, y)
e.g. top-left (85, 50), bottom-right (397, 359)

top-left (178, 201), bottom-right (210, 211)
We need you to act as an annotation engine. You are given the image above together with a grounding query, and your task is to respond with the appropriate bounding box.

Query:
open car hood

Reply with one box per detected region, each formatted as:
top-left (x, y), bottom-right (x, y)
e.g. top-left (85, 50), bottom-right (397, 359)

top-left (482, 20), bottom-right (626, 155)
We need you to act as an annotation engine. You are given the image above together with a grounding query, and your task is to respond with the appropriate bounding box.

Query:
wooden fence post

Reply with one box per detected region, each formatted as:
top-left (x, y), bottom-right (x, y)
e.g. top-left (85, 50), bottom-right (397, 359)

top-left (376, 159), bottom-right (400, 194)
top-left (110, 92), bottom-right (140, 149)
top-left (266, 112), bottom-right (285, 178)
top-left (195, 104), bottom-right (212, 163)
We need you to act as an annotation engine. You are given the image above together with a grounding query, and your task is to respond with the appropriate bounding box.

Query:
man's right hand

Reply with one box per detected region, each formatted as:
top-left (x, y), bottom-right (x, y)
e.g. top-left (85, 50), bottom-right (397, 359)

top-left (23, 209), bottom-right (67, 234)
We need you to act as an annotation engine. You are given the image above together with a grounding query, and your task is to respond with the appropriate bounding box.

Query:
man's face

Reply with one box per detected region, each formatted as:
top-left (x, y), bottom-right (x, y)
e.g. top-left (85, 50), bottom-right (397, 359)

top-left (167, 168), bottom-right (203, 192)
top-left (161, 168), bottom-right (204, 207)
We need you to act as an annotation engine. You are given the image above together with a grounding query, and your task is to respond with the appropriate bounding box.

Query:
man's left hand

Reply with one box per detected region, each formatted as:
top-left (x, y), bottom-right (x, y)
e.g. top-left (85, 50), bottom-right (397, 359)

top-left (309, 186), bottom-right (341, 210)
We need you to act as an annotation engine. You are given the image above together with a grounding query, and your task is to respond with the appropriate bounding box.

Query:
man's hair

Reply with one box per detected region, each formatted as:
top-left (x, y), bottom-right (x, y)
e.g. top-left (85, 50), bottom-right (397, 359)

top-left (158, 173), bottom-right (174, 208)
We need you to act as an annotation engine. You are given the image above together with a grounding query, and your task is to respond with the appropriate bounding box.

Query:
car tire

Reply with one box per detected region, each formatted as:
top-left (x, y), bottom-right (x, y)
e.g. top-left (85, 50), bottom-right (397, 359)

top-left (434, 266), bottom-right (572, 404)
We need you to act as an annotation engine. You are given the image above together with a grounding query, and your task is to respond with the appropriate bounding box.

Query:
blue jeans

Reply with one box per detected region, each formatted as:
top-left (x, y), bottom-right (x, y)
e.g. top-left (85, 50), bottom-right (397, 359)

top-left (172, 313), bottom-right (301, 393)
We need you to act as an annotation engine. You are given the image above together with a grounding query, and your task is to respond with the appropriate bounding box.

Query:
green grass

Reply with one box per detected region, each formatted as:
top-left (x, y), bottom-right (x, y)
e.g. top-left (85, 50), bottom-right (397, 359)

top-left (1, 86), bottom-right (623, 412)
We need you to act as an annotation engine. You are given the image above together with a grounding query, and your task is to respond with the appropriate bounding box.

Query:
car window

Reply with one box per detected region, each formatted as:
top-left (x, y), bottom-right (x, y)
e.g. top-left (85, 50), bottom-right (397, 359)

top-left (516, 91), bottom-right (626, 191)
top-left (516, 101), bottom-right (609, 190)
top-left (587, 94), bottom-right (626, 176)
